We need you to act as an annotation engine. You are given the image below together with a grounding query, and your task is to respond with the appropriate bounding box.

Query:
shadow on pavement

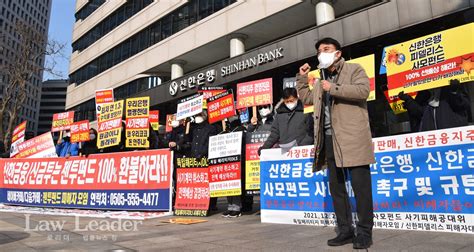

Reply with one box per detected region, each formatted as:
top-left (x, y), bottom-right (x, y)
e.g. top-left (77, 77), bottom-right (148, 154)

top-left (0, 231), bottom-right (30, 245)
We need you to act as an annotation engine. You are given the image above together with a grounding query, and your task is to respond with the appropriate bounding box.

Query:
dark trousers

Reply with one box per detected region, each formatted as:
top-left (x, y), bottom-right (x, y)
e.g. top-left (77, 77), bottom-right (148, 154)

top-left (325, 134), bottom-right (374, 237)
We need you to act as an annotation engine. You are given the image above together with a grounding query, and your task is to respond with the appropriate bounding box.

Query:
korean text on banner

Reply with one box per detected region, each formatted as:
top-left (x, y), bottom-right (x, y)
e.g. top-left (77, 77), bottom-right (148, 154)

top-left (0, 149), bottom-right (173, 211)
top-left (95, 89), bottom-right (114, 117)
top-left (97, 100), bottom-right (123, 149)
top-left (176, 95), bottom-right (204, 121)
top-left (175, 157), bottom-right (210, 217)
top-left (51, 111), bottom-right (74, 132)
top-left (245, 131), bottom-right (271, 195)
top-left (236, 78), bottom-right (273, 109)
top-left (260, 126), bottom-right (474, 234)
top-left (10, 121), bottom-right (27, 157)
top-left (208, 132), bottom-right (243, 197)
top-left (386, 23), bottom-right (474, 96)
top-left (70, 120), bottom-right (90, 143)
top-left (14, 132), bottom-right (57, 159)
top-left (207, 90), bottom-right (236, 124)
top-left (150, 110), bottom-right (159, 131)
top-left (199, 86), bottom-right (224, 109)
top-left (125, 97), bottom-right (150, 148)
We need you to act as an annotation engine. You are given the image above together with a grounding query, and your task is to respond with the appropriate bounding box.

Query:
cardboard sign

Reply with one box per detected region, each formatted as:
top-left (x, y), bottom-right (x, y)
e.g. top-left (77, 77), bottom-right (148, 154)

top-left (51, 111), bottom-right (74, 132)
top-left (208, 132), bottom-right (243, 197)
top-left (150, 110), bottom-right (159, 131)
top-left (14, 132), bottom-right (57, 159)
top-left (95, 89), bottom-right (114, 117)
top-left (236, 78), bottom-right (273, 109)
top-left (0, 149), bottom-right (173, 211)
top-left (70, 120), bottom-right (90, 143)
top-left (97, 100), bottom-right (123, 149)
top-left (175, 157), bottom-right (210, 217)
top-left (10, 121), bottom-right (27, 157)
top-left (386, 23), bottom-right (474, 96)
top-left (176, 95), bottom-right (204, 120)
top-left (207, 90), bottom-right (236, 124)
top-left (125, 97), bottom-right (150, 148)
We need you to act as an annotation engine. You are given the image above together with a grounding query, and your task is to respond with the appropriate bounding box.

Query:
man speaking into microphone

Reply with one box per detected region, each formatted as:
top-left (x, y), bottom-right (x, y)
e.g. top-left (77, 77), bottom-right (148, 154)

top-left (296, 37), bottom-right (375, 249)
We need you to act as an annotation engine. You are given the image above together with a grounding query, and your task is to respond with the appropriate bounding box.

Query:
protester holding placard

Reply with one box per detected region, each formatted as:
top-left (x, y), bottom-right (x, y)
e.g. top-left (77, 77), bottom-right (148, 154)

top-left (80, 128), bottom-right (98, 157)
top-left (247, 104), bottom-right (274, 132)
top-left (166, 118), bottom-right (190, 156)
top-left (56, 131), bottom-right (79, 157)
top-left (398, 79), bottom-right (471, 132)
top-left (258, 88), bottom-right (313, 155)
top-left (187, 110), bottom-right (219, 211)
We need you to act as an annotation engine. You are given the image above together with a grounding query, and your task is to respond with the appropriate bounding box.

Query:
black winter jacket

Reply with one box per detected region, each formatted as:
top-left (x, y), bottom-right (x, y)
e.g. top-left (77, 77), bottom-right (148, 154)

top-left (189, 122), bottom-right (218, 158)
top-left (402, 86), bottom-right (470, 132)
top-left (261, 100), bottom-right (313, 149)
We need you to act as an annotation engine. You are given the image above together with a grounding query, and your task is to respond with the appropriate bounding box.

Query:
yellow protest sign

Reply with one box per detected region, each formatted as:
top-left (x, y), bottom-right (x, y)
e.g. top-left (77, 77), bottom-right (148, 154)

top-left (387, 23), bottom-right (474, 96)
top-left (97, 100), bottom-right (124, 149)
top-left (125, 97), bottom-right (150, 148)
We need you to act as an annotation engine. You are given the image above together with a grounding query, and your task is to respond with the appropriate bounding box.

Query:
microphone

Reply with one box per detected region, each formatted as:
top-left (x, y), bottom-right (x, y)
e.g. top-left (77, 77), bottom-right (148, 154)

top-left (319, 68), bottom-right (327, 81)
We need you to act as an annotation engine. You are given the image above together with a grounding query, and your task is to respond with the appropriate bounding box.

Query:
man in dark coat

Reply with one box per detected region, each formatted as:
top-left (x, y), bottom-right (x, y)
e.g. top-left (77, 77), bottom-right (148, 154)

top-left (258, 88), bottom-right (313, 154)
top-left (399, 79), bottom-right (471, 132)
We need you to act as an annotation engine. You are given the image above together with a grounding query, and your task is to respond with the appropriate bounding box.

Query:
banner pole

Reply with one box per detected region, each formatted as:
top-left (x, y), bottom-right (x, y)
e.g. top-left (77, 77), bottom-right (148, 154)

top-left (185, 120), bottom-right (191, 135)
top-left (252, 106), bottom-right (257, 121)
top-left (57, 131), bottom-right (63, 144)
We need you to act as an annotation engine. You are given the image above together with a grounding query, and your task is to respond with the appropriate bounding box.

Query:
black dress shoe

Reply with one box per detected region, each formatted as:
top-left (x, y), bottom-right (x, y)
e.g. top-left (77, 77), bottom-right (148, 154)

top-left (353, 235), bottom-right (373, 249)
top-left (327, 232), bottom-right (354, 246)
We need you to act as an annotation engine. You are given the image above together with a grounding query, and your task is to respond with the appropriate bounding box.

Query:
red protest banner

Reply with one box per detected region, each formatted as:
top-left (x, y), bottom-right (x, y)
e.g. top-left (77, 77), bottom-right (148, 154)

top-left (150, 110), bottom-right (159, 131)
top-left (70, 120), bottom-right (90, 143)
top-left (0, 149), bottom-right (173, 211)
top-left (236, 78), bottom-right (273, 109)
top-left (175, 157), bottom-right (210, 217)
top-left (10, 121), bottom-right (27, 157)
top-left (95, 89), bottom-right (114, 117)
top-left (15, 132), bottom-right (57, 159)
top-left (207, 90), bottom-right (236, 124)
top-left (51, 111), bottom-right (74, 132)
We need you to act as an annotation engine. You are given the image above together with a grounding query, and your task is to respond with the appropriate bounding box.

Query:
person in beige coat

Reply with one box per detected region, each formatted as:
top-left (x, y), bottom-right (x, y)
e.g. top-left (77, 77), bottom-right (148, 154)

top-left (296, 37), bottom-right (375, 250)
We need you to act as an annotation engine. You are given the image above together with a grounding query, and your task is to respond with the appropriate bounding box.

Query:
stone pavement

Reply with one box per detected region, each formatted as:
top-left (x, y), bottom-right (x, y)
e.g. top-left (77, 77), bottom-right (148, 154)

top-left (0, 199), bottom-right (472, 252)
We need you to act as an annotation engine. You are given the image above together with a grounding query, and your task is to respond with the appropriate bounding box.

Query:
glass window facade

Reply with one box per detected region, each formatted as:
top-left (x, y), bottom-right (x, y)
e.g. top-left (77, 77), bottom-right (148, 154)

top-left (71, 76), bottom-right (168, 122)
top-left (69, 0), bottom-right (236, 86)
top-left (74, 0), bottom-right (106, 21)
top-left (73, 0), bottom-right (153, 52)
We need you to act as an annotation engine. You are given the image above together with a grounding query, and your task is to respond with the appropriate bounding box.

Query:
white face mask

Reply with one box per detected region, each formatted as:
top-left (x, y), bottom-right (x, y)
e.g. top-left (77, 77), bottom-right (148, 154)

top-left (195, 116), bottom-right (204, 124)
top-left (317, 51), bottom-right (338, 69)
top-left (90, 134), bottom-right (96, 140)
top-left (259, 108), bottom-right (271, 117)
top-left (171, 120), bottom-right (180, 128)
top-left (285, 102), bottom-right (298, 111)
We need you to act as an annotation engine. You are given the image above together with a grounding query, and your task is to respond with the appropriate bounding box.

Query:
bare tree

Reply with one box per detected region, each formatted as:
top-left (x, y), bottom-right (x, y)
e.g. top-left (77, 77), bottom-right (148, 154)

top-left (0, 21), bottom-right (65, 147)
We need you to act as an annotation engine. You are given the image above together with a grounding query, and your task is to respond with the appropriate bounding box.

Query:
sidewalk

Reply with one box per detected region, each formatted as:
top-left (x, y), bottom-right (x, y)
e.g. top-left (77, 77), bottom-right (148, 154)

top-left (0, 200), bottom-right (472, 252)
